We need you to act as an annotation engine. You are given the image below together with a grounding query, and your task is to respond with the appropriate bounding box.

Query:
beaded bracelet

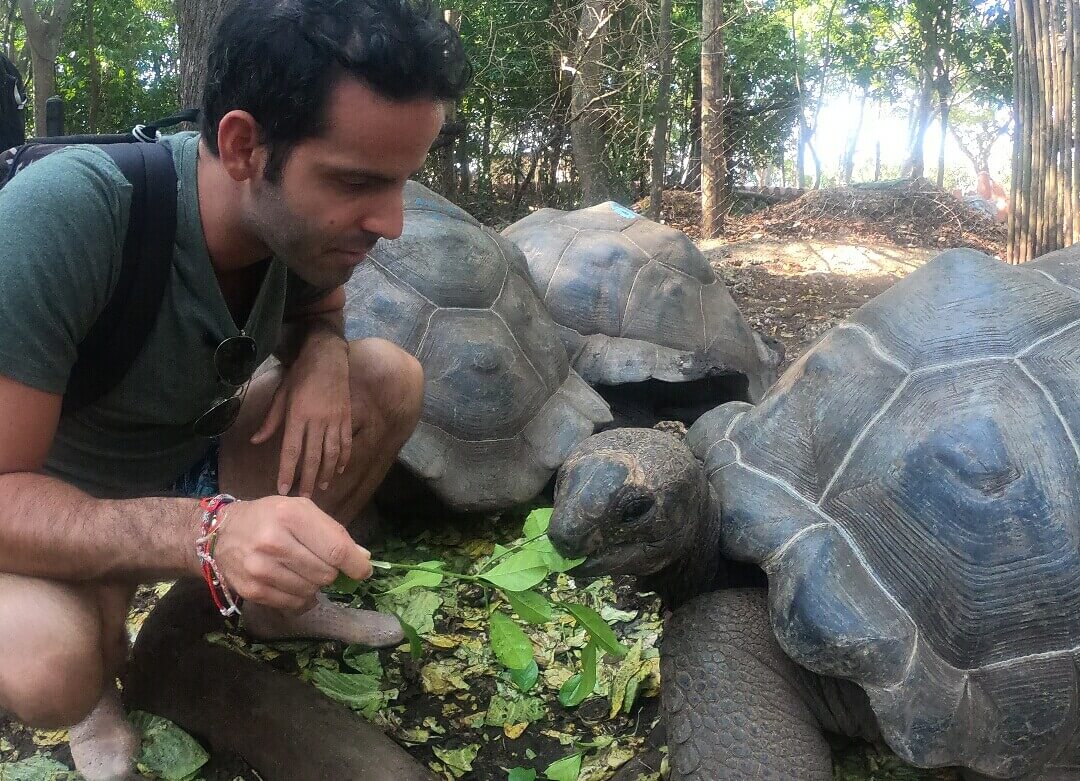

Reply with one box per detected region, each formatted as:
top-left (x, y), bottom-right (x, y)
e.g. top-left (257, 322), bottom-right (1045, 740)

top-left (196, 493), bottom-right (242, 617)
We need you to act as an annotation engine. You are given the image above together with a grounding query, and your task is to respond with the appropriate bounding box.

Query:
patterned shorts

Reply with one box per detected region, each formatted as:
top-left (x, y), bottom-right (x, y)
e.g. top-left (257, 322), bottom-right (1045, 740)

top-left (171, 442), bottom-right (220, 499)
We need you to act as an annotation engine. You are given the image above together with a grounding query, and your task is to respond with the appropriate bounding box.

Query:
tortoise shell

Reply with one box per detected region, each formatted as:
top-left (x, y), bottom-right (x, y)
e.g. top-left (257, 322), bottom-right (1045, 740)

top-left (688, 247), bottom-right (1080, 777)
top-left (503, 202), bottom-right (775, 401)
top-left (344, 182), bottom-right (611, 512)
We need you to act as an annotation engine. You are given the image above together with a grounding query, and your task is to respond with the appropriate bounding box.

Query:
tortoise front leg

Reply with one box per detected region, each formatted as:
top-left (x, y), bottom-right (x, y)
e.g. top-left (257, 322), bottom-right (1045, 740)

top-left (661, 587), bottom-right (838, 780)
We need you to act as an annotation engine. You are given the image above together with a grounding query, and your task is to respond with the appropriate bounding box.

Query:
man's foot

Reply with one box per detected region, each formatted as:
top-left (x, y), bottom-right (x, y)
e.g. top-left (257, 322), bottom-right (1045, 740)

top-left (68, 686), bottom-right (140, 781)
top-left (242, 593), bottom-right (404, 646)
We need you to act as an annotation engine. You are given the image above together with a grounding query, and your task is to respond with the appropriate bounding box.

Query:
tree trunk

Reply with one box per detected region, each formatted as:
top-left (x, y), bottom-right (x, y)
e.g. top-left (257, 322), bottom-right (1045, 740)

top-left (936, 101), bottom-right (950, 189)
top-left (435, 8), bottom-right (460, 197)
top-left (684, 65), bottom-right (702, 188)
top-left (1008, 0), bottom-right (1078, 261)
top-left (86, 0), bottom-right (99, 133)
top-left (17, 0), bottom-right (74, 135)
top-left (177, 0), bottom-right (231, 110)
top-left (700, 0), bottom-right (726, 237)
top-left (648, 0), bottom-right (673, 221)
top-left (570, 0), bottom-right (626, 205)
top-left (841, 89), bottom-right (867, 185)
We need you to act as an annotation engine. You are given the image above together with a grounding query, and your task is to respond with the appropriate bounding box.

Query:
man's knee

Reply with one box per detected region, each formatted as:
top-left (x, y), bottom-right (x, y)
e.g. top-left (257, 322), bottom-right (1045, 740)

top-left (0, 576), bottom-right (112, 728)
top-left (2, 633), bottom-right (104, 728)
top-left (348, 338), bottom-right (424, 433)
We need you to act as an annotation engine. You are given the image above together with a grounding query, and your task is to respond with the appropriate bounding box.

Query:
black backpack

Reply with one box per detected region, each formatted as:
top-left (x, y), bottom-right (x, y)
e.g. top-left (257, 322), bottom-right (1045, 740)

top-left (0, 110), bottom-right (197, 413)
top-left (0, 52), bottom-right (25, 152)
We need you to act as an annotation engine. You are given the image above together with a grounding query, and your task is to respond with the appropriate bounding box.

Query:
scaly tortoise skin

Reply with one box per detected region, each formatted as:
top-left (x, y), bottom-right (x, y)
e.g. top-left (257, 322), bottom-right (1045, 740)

top-left (344, 182), bottom-right (611, 513)
top-left (549, 247), bottom-right (1080, 779)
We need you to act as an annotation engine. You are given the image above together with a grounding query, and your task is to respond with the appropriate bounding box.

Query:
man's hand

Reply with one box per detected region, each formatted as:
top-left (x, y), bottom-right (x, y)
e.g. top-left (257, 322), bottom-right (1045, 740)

top-left (212, 495), bottom-right (372, 612)
top-left (252, 326), bottom-right (352, 498)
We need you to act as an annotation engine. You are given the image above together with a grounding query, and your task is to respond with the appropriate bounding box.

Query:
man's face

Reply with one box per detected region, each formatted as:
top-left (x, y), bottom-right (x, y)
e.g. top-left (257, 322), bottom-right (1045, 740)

top-left (246, 78), bottom-right (444, 289)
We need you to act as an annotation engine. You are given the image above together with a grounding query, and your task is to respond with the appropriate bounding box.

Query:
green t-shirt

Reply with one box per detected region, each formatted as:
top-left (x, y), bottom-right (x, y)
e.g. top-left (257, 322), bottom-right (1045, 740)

top-left (0, 132), bottom-right (318, 498)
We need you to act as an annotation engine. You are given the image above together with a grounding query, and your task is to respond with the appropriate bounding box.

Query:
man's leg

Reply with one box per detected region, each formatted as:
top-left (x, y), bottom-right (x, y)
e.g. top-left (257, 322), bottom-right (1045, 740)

top-left (218, 337), bottom-right (424, 644)
top-left (0, 574), bottom-right (138, 780)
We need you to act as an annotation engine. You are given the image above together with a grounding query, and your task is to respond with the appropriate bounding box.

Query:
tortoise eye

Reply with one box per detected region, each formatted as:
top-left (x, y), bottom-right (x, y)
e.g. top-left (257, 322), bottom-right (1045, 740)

top-left (620, 494), bottom-right (655, 523)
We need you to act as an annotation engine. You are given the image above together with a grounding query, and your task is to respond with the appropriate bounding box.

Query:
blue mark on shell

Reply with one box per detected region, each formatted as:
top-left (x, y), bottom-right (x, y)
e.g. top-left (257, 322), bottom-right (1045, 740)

top-left (609, 203), bottom-right (638, 220)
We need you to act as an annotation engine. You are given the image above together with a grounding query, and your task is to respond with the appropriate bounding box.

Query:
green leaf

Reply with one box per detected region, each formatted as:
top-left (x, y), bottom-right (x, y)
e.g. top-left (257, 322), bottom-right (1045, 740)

top-left (508, 768), bottom-right (537, 781)
top-left (544, 752), bottom-right (583, 781)
top-left (343, 647), bottom-right (383, 677)
top-left (490, 609), bottom-right (534, 670)
top-left (523, 536), bottom-right (585, 573)
top-left (0, 756), bottom-right (80, 781)
top-left (510, 658), bottom-right (540, 692)
top-left (375, 588), bottom-right (442, 635)
top-left (384, 561), bottom-right (445, 594)
top-left (129, 711), bottom-right (210, 781)
top-left (310, 669), bottom-right (384, 710)
top-left (523, 507), bottom-right (552, 537)
top-left (505, 589), bottom-right (553, 624)
top-left (484, 694), bottom-right (546, 726)
top-left (328, 572), bottom-right (362, 595)
top-left (564, 603), bottom-right (628, 657)
top-left (399, 619), bottom-right (423, 659)
top-left (480, 550), bottom-right (550, 592)
top-left (557, 641), bottom-right (597, 707)
top-left (432, 744), bottom-right (480, 778)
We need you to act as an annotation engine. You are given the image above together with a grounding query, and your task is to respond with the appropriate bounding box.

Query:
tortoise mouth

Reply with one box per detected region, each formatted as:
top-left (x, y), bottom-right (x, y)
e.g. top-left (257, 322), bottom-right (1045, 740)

top-left (566, 540), bottom-right (670, 579)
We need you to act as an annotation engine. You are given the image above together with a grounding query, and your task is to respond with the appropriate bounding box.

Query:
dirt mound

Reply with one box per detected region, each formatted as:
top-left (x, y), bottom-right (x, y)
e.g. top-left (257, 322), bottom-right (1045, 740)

top-left (636, 180), bottom-right (1007, 257)
top-left (729, 178), bottom-right (1007, 257)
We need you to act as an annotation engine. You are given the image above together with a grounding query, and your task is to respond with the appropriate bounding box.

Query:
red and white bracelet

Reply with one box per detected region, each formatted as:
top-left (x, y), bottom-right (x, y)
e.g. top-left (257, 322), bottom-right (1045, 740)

top-left (196, 493), bottom-right (242, 617)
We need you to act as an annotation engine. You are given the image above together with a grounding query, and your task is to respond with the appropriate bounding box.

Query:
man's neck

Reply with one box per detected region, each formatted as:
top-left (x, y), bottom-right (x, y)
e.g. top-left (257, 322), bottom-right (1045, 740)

top-left (196, 140), bottom-right (272, 276)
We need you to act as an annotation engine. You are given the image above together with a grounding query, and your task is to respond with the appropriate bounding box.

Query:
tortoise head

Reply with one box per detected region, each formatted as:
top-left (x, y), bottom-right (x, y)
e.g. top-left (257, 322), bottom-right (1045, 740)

top-left (548, 428), bottom-right (711, 578)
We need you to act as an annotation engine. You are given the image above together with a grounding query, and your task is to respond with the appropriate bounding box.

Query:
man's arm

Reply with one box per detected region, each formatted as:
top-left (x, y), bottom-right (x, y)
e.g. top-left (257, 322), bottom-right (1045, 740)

top-left (0, 374), bottom-right (371, 609)
top-left (256, 287), bottom-right (354, 498)
top-left (0, 374), bottom-right (200, 581)
top-left (275, 286), bottom-right (347, 367)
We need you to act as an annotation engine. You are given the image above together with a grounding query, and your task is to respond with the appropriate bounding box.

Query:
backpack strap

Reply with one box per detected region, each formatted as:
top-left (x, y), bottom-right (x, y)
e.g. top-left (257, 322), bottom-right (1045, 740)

top-left (62, 142), bottom-right (177, 414)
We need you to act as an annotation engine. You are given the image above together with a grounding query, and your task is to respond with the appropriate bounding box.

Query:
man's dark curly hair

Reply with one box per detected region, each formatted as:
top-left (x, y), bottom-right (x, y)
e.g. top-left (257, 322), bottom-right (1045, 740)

top-left (201, 0), bottom-right (472, 181)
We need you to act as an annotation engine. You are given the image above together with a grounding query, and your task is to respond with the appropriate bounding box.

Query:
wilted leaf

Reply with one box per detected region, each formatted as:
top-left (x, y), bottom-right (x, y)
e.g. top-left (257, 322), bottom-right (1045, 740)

top-left (432, 744), bottom-right (480, 778)
top-left (421, 661), bottom-right (470, 694)
top-left (544, 752), bottom-right (583, 781)
top-left (564, 603), bottom-right (627, 657)
top-left (501, 722), bottom-right (526, 739)
top-left (343, 647), bottom-right (383, 677)
top-left (609, 641), bottom-right (644, 718)
top-left (310, 669), bottom-right (383, 711)
top-left (129, 711), bottom-right (209, 781)
top-left (490, 610), bottom-right (534, 670)
top-left (0, 756), bottom-right (79, 781)
top-left (558, 641), bottom-right (597, 707)
top-left (505, 590), bottom-right (553, 624)
top-left (510, 659), bottom-right (540, 692)
top-left (523, 507), bottom-right (552, 537)
top-left (599, 605), bottom-right (639, 623)
top-left (376, 589), bottom-right (442, 635)
top-left (484, 695), bottom-right (546, 726)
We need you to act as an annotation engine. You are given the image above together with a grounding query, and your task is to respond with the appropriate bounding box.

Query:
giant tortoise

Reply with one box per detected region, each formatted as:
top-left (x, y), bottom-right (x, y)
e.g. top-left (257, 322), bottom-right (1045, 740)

top-left (344, 182), bottom-right (611, 513)
top-left (503, 202), bottom-right (781, 425)
top-left (548, 247), bottom-right (1080, 779)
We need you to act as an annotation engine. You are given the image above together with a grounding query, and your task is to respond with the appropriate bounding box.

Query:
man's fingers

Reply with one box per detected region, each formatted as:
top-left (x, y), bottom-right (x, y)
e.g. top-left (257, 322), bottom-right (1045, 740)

top-left (337, 418), bottom-right (353, 475)
top-left (277, 418), bottom-right (306, 496)
top-left (298, 424), bottom-right (325, 498)
top-left (251, 384), bottom-right (288, 445)
top-left (317, 432), bottom-right (340, 492)
top-left (294, 517), bottom-right (372, 581)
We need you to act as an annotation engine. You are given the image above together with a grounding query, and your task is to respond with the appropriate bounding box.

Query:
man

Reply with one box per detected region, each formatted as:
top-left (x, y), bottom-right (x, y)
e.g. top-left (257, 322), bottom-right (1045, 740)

top-left (0, 0), bottom-right (470, 777)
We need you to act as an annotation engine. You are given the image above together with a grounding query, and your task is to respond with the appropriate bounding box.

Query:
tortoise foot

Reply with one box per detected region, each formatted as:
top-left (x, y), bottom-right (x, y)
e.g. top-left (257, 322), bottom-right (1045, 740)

top-left (68, 686), bottom-right (140, 781)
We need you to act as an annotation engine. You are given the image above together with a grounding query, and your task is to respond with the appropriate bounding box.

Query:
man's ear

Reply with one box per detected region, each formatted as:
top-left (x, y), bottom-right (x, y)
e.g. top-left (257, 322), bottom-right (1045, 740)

top-left (214, 110), bottom-right (269, 183)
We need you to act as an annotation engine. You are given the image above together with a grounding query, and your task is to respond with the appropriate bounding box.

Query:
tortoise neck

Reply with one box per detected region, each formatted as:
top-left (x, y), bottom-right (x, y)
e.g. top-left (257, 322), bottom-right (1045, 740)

top-left (642, 479), bottom-right (727, 610)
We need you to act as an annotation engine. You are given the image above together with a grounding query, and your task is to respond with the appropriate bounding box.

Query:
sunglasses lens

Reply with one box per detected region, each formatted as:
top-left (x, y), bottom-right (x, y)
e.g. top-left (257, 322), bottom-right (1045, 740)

top-left (192, 395), bottom-right (243, 438)
top-left (215, 335), bottom-right (258, 386)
